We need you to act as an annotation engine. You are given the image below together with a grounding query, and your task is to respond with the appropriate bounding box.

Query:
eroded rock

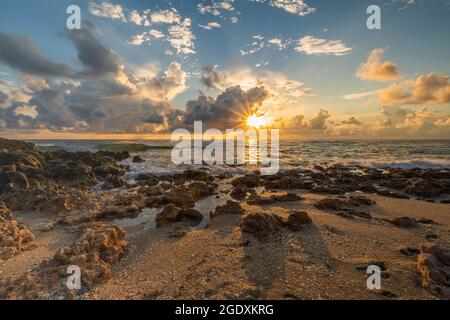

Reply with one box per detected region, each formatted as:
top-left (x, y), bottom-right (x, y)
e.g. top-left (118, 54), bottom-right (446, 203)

top-left (240, 212), bottom-right (284, 240)
top-left (417, 244), bottom-right (450, 299)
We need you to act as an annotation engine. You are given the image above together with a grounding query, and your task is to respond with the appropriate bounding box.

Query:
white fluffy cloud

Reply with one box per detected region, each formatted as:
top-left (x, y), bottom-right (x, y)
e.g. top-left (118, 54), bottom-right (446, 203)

top-left (89, 2), bottom-right (126, 21)
top-left (150, 8), bottom-right (182, 24)
top-left (251, 0), bottom-right (315, 16)
top-left (356, 48), bottom-right (401, 82)
top-left (295, 36), bottom-right (352, 56)
top-left (198, 22), bottom-right (222, 30)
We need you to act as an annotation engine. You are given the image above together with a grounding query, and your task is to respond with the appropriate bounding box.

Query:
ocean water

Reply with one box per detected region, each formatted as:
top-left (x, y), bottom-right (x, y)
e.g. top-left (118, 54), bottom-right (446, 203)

top-left (29, 140), bottom-right (450, 177)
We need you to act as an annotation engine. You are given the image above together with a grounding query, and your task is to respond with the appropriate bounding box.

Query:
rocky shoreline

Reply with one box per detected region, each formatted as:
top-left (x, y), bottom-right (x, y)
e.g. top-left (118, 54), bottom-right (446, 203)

top-left (0, 137), bottom-right (449, 300)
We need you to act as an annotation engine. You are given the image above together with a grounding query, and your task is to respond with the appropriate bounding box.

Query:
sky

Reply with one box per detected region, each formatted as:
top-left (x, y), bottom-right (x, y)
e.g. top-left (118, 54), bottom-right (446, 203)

top-left (0, 0), bottom-right (449, 139)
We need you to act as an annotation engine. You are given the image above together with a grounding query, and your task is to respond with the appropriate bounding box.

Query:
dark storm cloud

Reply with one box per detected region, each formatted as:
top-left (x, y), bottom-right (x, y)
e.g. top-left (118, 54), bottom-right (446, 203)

top-left (170, 85), bottom-right (269, 130)
top-left (0, 33), bottom-right (76, 77)
top-left (200, 65), bottom-right (227, 90)
top-left (145, 114), bottom-right (165, 124)
top-left (67, 21), bottom-right (122, 77)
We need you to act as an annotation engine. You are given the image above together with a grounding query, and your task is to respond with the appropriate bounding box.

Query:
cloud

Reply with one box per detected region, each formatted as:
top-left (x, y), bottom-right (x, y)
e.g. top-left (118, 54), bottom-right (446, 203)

top-left (342, 90), bottom-right (379, 100)
top-left (199, 65), bottom-right (313, 110)
top-left (0, 23), bottom-right (190, 134)
top-left (197, 1), bottom-right (236, 17)
top-left (128, 29), bottom-right (165, 45)
top-left (171, 85), bottom-right (270, 130)
top-left (240, 34), bottom-right (292, 56)
top-left (129, 10), bottom-right (149, 26)
top-left (89, 2), bottom-right (126, 21)
top-left (167, 18), bottom-right (196, 54)
top-left (201, 66), bottom-right (228, 90)
top-left (341, 116), bottom-right (362, 126)
top-left (295, 36), bottom-right (352, 56)
top-left (129, 9), bottom-right (195, 55)
top-left (0, 33), bottom-right (76, 78)
top-left (309, 109), bottom-right (330, 129)
top-left (378, 73), bottom-right (450, 106)
top-left (240, 35), bottom-right (266, 56)
top-left (198, 22), bottom-right (222, 30)
top-left (150, 8), bottom-right (182, 24)
top-left (376, 105), bottom-right (450, 137)
top-left (67, 21), bottom-right (122, 77)
top-left (356, 48), bottom-right (401, 82)
top-left (267, 38), bottom-right (289, 50)
top-left (251, 0), bottom-right (315, 16)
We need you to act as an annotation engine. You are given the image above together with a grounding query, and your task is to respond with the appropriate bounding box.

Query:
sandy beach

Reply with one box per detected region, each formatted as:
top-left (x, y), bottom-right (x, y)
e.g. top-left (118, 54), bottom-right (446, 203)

top-left (1, 138), bottom-right (449, 300)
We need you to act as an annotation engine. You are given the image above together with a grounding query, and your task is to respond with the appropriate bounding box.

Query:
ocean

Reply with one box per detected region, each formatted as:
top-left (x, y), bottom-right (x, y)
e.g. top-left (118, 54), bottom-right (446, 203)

top-left (29, 139), bottom-right (450, 179)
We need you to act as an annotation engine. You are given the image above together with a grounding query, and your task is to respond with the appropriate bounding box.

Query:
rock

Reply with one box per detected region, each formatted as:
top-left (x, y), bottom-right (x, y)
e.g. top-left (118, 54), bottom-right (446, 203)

top-left (211, 201), bottom-right (244, 218)
top-left (175, 170), bottom-right (214, 183)
top-left (101, 175), bottom-right (127, 190)
top-left (248, 193), bottom-right (302, 205)
top-left (417, 244), bottom-right (450, 299)
top-left (349, 195), bottom-right (376, 206)
top-left (97, 204), bottom-right (140, 220)
top-left (387, 217), bottom-right (418, 228)
top-left (405, 179), bottom-right (442, 198)
top-left (0, 202), bottom-right (35, 261)
top-left (376, 190), bottom-right (410, 199)
top-left (310, 185), bottom-right (346, 195)
top-left (314, 196), bottom-right (374, 220)
top-left (0, 171), bottom-right (29, 192)
top-left (231, 174), bottom-right (260, 188)
top-left (155, 204), bottom-right (202, 227)
top-left (132, 155), bottom-right (145, 163)
top-left (418, 218), bottom-right (435, 224)
top-left (230, 185), bottom-right (256, 200)
top-left (46, 160), bottom-right (96, 187)
top-left (46, 223), bottom-right (127, 289)
top-left (285, 211), bottom-right (312, 231)
top-left (161, 187), bottom-right (195, 209)
top-left (240, 212), bottom-right (284, 240)
top-left (93, 164), bottom-right (126, 178)
top-left (135, 173), bottom-right (159, 186)
top-left (36, 221), bottom-right (56, 232)
top-left (425, 231), bottom-right (438, 240)
top-left (346, 210), bottom-right (372, 220)
top-left (189, 181), bottom-right (216, 200)
top-left (169, 229), bottom-right (187, 238)
top-left (399, 247), bottom-right (421, 257)
top-left (0, 222), bottom-right (127, 299)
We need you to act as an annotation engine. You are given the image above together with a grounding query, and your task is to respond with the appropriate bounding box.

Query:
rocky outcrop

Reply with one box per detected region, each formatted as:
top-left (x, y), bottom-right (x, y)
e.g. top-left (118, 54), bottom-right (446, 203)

top-left (232, 166), bottom-right (450, 201)
top-left (417, 244), bottom-right (450, 299)
top-left (211, 201), bottom-right (244, 218)
top-left (314, 195), bottom-right (374, 219)
top-left (0, 138), bottom-right (130, 215)
top-left (230, 185), bottom-right (256, 200)
top-left (0, 202), bottom-right (35, 261)
top-left (132, 155), bottom-right (145, 163)
top-left (247, 193), bottom-right (302, 205)
top-left (189, 181), bottom-right (216, 200)
top-left (0, 223), bottom-right (128, 299)
top-left (240, 212), bottom-right (285, 240)
top-left (387, 217), bottom-right (418, 228)
top-left (285, 211), bottom-right (312, 231)
top-left (155, 204), bottom-right (203, 227)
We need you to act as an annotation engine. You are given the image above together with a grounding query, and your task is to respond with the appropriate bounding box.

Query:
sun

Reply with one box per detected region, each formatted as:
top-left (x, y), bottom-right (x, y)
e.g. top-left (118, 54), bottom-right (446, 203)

top-left (246, 114), bottom-right (272, 128)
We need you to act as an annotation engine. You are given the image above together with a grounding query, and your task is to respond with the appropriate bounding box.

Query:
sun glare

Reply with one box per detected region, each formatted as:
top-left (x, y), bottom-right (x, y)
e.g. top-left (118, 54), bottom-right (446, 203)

top-left (246, 114), bottom-right (272, 128)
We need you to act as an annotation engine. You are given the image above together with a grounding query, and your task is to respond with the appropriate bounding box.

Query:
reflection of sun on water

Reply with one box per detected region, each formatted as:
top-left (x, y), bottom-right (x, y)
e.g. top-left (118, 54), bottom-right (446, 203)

top-left (246, 114), bottom-right (272, 128)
